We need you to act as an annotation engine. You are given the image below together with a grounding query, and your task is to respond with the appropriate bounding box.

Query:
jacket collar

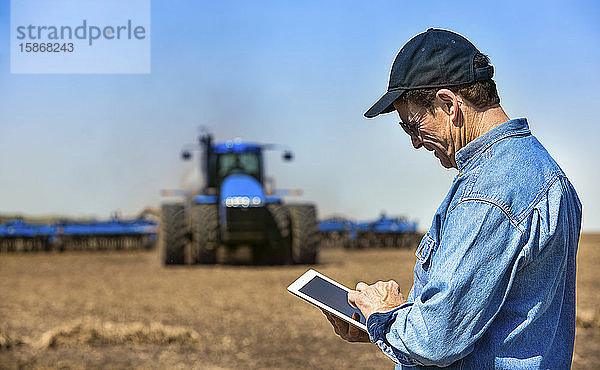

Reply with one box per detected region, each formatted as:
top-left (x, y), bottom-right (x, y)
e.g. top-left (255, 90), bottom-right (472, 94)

top-left (455, 118), bottom-right (531, 171)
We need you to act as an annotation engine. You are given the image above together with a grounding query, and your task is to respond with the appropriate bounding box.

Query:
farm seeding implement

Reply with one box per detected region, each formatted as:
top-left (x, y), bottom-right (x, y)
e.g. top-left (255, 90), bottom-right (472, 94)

top-left (319, 214), bottom-right (419, 249)
top-left (0, 217), bottom-right (157, 253)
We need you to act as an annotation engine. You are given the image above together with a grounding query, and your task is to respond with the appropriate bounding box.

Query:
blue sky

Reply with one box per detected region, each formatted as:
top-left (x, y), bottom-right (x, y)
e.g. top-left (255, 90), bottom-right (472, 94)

top-left (1, 0), bottom-right (599, 231)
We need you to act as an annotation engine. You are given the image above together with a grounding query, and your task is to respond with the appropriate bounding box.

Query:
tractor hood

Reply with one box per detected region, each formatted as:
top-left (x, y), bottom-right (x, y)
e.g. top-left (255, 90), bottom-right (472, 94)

top-left (220, 174), bottom-right (266, 207)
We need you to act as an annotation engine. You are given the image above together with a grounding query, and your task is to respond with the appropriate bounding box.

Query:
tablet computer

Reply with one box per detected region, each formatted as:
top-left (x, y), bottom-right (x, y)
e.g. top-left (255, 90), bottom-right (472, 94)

top-left (287, 269), bottom-right (367, 332)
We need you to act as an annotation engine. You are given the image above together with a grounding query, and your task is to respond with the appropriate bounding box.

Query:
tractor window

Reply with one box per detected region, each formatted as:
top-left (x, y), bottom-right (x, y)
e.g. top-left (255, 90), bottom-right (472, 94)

top-left (219, 154), bottom-right (237, 177)
top-left (239, 153), bottom-right (259, 173)
top-left (218, 153), bottom-right (261, 179)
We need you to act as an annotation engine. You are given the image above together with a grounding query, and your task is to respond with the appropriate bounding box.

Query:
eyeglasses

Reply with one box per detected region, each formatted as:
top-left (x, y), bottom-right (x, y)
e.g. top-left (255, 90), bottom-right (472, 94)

top-left (398, 106), bottom-right (423, 139)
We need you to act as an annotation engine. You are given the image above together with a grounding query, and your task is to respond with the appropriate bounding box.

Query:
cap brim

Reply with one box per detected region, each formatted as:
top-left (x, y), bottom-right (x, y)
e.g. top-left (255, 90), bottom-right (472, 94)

top-left (364, 89), bottom-right (405, 118)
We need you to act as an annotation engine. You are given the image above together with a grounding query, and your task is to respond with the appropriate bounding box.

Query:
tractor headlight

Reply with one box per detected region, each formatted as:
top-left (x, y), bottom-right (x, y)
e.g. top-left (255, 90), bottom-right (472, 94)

top-left (225, 196), bottom-right (262, 208)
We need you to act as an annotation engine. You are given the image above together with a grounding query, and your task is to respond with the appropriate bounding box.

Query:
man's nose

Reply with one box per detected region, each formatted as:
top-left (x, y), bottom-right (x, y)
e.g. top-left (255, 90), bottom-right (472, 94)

top-left (411, 135), bottom-right (422, 149)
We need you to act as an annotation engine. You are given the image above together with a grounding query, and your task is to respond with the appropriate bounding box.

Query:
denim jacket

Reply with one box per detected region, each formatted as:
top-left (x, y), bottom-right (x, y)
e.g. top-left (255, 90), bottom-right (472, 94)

top-left (367, 118), bottom-right (582, 369)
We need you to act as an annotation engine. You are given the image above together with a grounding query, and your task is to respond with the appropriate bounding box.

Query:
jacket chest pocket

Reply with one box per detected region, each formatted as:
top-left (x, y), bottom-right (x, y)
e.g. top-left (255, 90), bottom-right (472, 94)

top-left (414, 232), bottom-right (436, 284)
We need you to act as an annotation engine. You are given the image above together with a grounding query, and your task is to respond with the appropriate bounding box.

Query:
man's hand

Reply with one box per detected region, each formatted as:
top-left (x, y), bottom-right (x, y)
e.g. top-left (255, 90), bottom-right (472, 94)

top-left (348, 280), bottom-right (406, 319)
top-left (321, 310), bottom-right (370, 343)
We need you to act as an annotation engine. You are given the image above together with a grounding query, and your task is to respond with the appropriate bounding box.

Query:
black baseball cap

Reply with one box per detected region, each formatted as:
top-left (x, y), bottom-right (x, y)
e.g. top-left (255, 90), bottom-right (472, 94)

top-left (364, 28), bottom-right (494, 118)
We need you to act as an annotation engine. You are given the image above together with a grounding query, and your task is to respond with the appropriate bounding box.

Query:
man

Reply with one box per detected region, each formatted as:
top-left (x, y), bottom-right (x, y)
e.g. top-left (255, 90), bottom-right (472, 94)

top-left (323, 28), bottom-right (582, 369)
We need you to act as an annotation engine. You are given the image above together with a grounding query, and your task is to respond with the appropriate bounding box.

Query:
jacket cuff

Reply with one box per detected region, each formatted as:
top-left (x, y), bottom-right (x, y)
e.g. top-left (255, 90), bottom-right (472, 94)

top-left (367, 304), bottom-right (408, 342)
top-left (367, 304), bottom-right (419, 366)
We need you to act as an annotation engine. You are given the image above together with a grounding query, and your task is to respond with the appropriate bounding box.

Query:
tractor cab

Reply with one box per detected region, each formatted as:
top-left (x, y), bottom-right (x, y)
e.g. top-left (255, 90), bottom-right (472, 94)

top-left (210, 141), bottom-right (264, 189)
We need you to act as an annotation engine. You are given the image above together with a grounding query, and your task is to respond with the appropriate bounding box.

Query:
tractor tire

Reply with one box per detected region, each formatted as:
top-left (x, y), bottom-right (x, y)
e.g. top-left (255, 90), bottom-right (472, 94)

top-left (189, 204), bottom-right (218, 264)
top-left (261, 204), bottom-right (292, 265)
top-left (288, 204), bottom-right (319, 264)
top-left (159, 203), bottom-right (186, 265)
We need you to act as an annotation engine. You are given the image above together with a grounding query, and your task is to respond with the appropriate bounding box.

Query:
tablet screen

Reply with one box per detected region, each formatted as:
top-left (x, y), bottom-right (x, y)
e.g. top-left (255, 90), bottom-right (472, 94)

top-left (298, 275), bottom-right (366, 325)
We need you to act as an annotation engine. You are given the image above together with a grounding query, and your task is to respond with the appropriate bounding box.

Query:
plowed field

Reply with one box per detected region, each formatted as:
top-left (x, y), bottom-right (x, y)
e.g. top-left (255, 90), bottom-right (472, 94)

top-left (1, 235), bottom-right (598, 369)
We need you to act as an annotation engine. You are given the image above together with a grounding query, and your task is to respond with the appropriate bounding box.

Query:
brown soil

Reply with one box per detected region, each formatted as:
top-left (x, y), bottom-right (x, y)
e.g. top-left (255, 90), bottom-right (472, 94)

top-left (1, 234), bottom-right (598, 369)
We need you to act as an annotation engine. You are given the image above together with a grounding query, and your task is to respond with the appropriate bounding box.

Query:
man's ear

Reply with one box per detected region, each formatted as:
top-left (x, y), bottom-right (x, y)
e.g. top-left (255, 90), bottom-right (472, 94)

top-left (435, 89), bottom-right (459, 122)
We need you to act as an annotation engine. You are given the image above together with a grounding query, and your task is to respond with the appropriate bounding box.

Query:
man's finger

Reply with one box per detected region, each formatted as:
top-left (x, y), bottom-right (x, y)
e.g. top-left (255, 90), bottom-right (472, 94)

top-left (323, 310), bottom-right (340, 324)
top-left (334, 317), bottom-right (348, 337)
top-left (323, 310), bottom-right (336, 324)
top-left (324, 311), bottom-right (343, 330)
top-left (348, 312), bottom-right (361, 338)
top-left (356, 282), bottom-right (369, 291)
top-left (348, 291), bottom-right (359, 308)
top-left (332, 324), bottom-right (342, 336)
top-left (325, 311), bottom-right (350, 330)
top-left (324, 311), bottom-right (342, 334)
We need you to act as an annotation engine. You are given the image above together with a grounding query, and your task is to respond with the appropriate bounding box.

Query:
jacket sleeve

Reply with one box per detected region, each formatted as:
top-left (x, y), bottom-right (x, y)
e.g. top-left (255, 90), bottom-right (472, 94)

top-left (367, 200), bottom-right (524, 367)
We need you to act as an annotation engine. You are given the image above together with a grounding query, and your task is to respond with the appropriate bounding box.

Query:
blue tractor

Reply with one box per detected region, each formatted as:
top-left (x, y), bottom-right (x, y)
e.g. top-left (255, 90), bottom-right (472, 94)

top-left (159, 131), bottom-right (319, 265)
